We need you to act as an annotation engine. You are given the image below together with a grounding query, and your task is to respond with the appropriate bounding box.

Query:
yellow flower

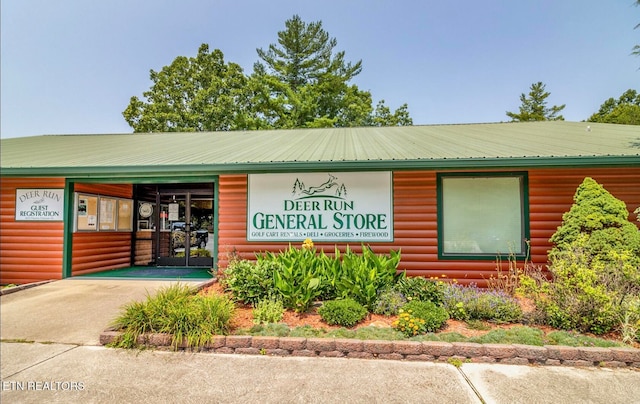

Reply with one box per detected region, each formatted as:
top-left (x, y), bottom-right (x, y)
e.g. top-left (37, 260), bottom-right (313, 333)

top-left (301, 238), bottom-right (314, 250)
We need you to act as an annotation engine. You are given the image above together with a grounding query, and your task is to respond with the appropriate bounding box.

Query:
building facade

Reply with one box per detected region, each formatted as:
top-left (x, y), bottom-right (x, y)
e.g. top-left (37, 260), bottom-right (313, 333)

top-left (2, 122), bottom-right (639, 285)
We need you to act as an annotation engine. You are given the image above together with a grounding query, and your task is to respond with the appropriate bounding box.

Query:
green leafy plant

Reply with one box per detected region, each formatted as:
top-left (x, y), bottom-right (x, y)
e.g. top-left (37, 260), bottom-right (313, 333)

top-left (110, 284), bottom-right (235, 349)
top-left (335, 245), bottom-right (401, 310)
top-left (317, 298), bottom-right (368, 327)
top-left (393, 300), bottom-right (449, 337)
top-left (221, 259), bottom-right (278, 305)
top-left (393, 274), bottom-right (445, 304)
top-left (261, 246), bottom-right (323, 313)
top-left (252, 298), bottom-right (285, 324)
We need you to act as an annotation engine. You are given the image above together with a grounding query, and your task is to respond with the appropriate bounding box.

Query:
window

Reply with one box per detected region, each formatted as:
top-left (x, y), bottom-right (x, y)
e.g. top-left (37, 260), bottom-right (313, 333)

top-left (437, 172), bottom-right (529, 259)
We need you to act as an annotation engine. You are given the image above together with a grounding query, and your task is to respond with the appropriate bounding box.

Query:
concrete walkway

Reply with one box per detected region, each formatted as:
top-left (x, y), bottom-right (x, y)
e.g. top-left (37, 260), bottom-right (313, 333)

top-left (1, 279), bottom-right (639, 403)
top-left (1, 278), bottom-right (213, 345)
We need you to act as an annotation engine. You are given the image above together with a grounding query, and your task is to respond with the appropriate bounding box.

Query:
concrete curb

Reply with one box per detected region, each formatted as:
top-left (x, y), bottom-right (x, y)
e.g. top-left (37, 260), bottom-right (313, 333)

top-left (0, 280), bottom-right (55, 296)
top-left (99, 331), bottom-right (640, 368)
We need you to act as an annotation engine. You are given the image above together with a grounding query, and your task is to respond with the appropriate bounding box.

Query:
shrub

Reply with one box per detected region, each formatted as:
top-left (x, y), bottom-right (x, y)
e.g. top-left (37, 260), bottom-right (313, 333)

top-left (221, 259), bottom-right (278, 305)
top-left (318, 298), bottom-right (368, 327)
top-left (335, 245), bottom-right (401, 310)
top-left (442, 283), bottom-right (522, 323)
top-left (110, 284), bottom-right (235, 349)
top-left (373, 289), bottom-right (407, 316)
top-left (252, 298), bottom-right (285, 324)
top-left (393, 300), bottom-right (449, 337)
top-left (549, 177), bottom-right (640, 268)
top-left (519, 178), bottom-right (640, 335)
top-left (393, 275), bottom-right (445, 305)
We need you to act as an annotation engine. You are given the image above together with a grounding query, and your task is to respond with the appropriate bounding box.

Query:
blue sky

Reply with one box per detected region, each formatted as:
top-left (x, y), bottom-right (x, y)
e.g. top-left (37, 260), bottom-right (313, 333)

top-left (1, 0), bottom-right (638, 138)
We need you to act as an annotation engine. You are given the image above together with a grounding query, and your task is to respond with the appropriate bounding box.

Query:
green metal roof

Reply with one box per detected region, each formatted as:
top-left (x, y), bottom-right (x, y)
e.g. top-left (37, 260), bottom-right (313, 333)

top-left (1, 121), bottom-right (639, 178)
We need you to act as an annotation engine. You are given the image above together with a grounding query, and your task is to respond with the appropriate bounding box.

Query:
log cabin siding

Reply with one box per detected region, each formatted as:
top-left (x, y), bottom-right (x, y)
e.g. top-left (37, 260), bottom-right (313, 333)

top-left (0, 178), bottom-right (65, 284)
top-left (70, 183), bottom-right (133, 276)
top-left (217, 168), bottom-right (640, 286)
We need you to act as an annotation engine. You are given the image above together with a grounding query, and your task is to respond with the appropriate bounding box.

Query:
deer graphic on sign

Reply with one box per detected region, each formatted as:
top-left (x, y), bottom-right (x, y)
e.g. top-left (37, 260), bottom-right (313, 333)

top-left (292, 174), bottom-right (347, 198)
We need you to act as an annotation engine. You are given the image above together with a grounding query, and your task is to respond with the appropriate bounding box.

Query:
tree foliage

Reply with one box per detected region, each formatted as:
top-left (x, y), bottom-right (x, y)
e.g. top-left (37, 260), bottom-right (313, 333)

top-left (252, 15), bottom-right (411, 128)
top-left (505, 82), bottom-right (565, 122)
top-left (123, 15), bottom-right (412, 132)
top-left (123, 44), bottom-right (251, 132)
top-left (587, 89), bottom-right (640, 125)
top-left (519, 178), bottom-right (640, 335)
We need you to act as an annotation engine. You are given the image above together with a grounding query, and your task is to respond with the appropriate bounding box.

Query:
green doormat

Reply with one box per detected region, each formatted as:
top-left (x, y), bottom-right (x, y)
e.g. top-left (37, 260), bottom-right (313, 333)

top-left (79, 267), bottom-right (212, 279)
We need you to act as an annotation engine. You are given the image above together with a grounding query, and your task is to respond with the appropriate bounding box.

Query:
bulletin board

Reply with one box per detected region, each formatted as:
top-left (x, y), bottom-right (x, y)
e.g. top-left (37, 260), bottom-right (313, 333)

top-left (76, 194), bottom-right (98, 231)
top-left (99, 197), bottom-right (117, 230)
top-left (117, 199), bottom-right (133, 231)
top-left (74, 193), bottom-right (134, 232)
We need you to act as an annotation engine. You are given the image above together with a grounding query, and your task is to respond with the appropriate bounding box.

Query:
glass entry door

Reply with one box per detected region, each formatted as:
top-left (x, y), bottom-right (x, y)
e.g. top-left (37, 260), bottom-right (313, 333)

top-left (156, 191), bottom-right (213, 267)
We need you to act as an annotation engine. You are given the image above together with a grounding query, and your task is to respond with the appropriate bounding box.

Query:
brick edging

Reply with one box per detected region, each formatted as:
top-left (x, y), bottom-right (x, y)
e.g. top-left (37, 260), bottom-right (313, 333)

top-left (99, 331), bottom-right (640, 368)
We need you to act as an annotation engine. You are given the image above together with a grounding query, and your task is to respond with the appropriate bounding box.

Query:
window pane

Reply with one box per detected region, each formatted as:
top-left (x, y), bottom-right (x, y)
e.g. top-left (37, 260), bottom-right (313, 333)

top-left (442, 176), bottom-right (523, 254)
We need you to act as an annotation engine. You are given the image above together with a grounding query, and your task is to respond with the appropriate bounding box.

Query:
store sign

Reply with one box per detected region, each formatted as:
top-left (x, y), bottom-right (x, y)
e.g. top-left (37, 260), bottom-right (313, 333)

top-left (15, 189), bottom-right (64, 221)
top-left (248, 172), bottom-right (393, 242)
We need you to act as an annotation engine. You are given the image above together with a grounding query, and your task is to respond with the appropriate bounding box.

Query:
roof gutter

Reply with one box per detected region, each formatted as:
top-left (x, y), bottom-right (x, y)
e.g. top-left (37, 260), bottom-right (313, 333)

top-left (1, 155), bottom-right (639, 178)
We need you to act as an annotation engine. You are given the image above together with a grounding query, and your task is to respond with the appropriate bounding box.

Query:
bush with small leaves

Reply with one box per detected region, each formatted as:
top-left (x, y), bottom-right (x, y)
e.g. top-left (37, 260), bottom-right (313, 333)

top-left (393, 275), bottom-right (445, 305)
top-left (393, 300), bottom-right (449, 337)
top-left (373, 289), bottom-right (407, 316)
top-left (318, 298), bottom-right (368, 327)
top-left (221, 259), bottom-right (278, 305)
top-left (519, 178), bottom-right (640, 335)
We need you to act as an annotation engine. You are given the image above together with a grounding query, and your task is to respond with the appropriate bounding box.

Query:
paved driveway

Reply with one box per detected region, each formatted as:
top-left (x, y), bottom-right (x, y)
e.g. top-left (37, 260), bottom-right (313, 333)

top-left (0, 278), bottom-right (212, 345)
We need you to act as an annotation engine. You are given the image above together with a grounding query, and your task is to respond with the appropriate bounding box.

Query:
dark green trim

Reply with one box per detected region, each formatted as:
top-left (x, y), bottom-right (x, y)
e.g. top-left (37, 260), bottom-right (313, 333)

top-left (63, 176), bottom-right (219, 276)
top-left (2, 155), bottom-right (639, 178)
top-left (436, 171), bottom-right (530, 261)
top-left (212, 177), bottom-right (219, 270)
top-left (62, 181), bottom-right (75, 278)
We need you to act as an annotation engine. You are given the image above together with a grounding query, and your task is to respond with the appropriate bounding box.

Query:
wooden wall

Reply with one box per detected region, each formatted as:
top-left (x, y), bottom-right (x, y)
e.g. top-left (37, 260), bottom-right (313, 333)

top-left (1, 178), bottom-right (66, 284)
top-left (217, 168), bottom-right (640, 286)
top-left (71, 183), bottom-right (133, 276)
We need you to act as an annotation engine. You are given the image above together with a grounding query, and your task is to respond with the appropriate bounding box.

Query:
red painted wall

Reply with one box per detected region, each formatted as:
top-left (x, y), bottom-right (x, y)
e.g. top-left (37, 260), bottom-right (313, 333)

top-left (1, 178), bottom-right (66, 284)
top-left (217, 168), bottom-right (640, 286)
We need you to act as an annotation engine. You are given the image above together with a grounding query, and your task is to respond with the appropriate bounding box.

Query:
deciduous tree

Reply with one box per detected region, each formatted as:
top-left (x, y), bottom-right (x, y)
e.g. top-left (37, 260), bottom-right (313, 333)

top-left (588, 89), bottom-right (640, 125)
top-left (123, 44), bottom-right (252, 132)
top-left (123, 16), bottom-right (413, 132)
